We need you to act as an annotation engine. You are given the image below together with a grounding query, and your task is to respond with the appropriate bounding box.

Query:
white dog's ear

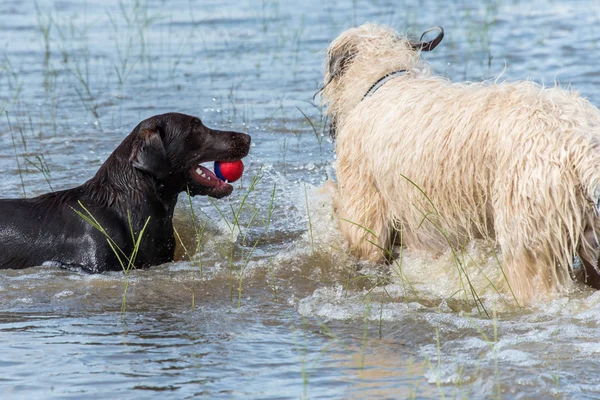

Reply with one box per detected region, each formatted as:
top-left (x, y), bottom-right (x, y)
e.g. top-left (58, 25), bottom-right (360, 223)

top-left (327, 43), bottom-right (357, 81)
top-left (410, 26), bottom-right (444, 52)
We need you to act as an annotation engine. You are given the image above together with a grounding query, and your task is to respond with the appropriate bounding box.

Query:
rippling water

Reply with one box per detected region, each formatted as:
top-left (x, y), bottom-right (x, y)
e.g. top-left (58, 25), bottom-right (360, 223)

top-left (2, 0), bottom-right (600, 398)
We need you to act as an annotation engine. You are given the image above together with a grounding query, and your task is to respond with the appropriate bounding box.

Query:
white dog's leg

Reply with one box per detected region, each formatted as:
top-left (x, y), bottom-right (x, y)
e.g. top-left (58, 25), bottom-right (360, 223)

top-left (493, 177), bottom-right (559, 304)
top-left (335, 182), bottom-right (390, 262)
top-left (496, 246), bottom-right (555, 305)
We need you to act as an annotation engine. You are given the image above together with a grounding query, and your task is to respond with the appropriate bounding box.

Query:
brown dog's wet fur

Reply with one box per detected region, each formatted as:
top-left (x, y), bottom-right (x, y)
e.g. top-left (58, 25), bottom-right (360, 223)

top-left (0, 112), bottom-right (251, 273)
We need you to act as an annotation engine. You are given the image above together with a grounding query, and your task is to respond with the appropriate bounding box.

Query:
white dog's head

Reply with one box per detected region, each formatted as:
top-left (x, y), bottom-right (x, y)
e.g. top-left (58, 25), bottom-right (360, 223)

top-left (320, 23), bottom-right (443, 135)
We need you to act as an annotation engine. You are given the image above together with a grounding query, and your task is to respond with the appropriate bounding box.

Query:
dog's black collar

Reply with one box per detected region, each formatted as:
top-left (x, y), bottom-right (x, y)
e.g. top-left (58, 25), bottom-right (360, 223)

top-left (362, 70), bottom-right (408, 100)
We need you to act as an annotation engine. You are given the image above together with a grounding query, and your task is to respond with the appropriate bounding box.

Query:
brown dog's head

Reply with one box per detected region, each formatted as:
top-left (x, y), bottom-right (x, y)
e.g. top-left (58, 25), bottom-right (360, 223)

top-left (128, 112), bottom-right (251, 199)
top-left (320, 24), bottom-right (443, 132)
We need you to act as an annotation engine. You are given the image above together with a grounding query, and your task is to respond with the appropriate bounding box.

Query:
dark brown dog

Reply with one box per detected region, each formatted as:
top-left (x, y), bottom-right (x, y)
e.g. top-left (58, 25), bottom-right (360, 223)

top-left (0, 112), bottom-right (251, 272)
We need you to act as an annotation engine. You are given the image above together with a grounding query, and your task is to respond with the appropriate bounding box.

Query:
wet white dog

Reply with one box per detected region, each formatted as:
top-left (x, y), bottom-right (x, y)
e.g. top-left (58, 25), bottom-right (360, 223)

top-left (321, 23), bottom-right (600, 304)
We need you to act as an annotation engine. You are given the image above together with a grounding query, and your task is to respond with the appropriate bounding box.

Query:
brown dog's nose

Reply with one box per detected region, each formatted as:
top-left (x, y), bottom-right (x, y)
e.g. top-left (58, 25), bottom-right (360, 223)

top-left (236, 132), bottom-right (251, 158)
top-left (242, 133), bottom-right (251, 146)
top-left (240, 132), bottom-right (251, 149)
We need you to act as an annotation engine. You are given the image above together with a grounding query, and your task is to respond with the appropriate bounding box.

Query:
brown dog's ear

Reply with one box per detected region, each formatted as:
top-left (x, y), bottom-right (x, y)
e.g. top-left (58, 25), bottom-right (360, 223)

top-left (410, 26), bottom-right (444, 52)
top-left (129, 129), bottom-right (171, 180)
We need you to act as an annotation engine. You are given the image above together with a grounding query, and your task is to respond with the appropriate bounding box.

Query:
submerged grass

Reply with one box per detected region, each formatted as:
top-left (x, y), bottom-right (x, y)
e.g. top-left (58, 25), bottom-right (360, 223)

top-left (304, 183), bottom-right (316, 257)
top-left (292, 316), bottom-right (334, 400)
top-left (399, 173), bottom-right (490, 315)
top-left (296, 106), bottom-right (326, 159)
top-left (24, 154), bottom-right (53, 191)
top-left (209, 172), bottom-right (263, 307)
top-left (175, 187), bottom-right (209, 309)
top-left (6, 111), bottom-right (26, 198)
top-left (73, 201), bottom-right (150, 313)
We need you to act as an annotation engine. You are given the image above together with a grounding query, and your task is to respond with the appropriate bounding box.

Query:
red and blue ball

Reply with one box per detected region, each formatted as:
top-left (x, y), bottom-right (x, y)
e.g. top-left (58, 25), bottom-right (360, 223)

top-left (214, 160), bottom-right (244, 182)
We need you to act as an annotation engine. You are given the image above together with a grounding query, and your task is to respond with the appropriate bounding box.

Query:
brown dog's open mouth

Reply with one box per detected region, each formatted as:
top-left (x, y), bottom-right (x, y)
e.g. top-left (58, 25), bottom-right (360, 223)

top-left (190, 165), bottom-right (231, 189)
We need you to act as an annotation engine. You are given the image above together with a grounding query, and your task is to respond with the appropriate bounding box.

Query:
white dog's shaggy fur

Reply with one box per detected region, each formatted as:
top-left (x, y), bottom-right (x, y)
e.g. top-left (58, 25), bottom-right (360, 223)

top-left (321, 23), bottom-right (600, 303)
